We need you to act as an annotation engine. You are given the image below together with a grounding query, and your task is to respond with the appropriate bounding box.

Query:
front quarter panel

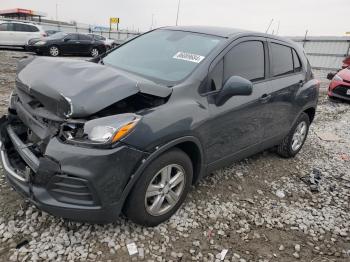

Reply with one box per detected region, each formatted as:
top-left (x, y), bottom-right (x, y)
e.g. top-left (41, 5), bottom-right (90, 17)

top-left (122, 84), bottom-right (210, 153)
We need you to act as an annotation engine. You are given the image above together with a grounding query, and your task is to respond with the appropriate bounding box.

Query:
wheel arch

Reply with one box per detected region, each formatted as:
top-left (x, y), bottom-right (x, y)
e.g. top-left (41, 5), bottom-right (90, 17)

top-left (303, 107), bottom-right (316, 123)
top-left (120, 136), bottom-right (206, 210)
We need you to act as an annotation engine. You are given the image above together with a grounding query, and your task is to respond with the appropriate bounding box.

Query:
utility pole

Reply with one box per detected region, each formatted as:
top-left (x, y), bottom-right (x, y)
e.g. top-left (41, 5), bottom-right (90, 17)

top-left (176, 0), bottom-right (181, 26)
top-left (151, 14), bottom-right (154, 30)
top-left (55, 3), bottom-right (58, 21)
top-left (276, 21), bottom-right (280, 35)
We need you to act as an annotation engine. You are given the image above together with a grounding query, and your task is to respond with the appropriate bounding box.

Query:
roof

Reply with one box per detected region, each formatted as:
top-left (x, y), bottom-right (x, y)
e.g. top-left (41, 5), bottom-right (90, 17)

top-left (162, 25), bottom-right (247, 37)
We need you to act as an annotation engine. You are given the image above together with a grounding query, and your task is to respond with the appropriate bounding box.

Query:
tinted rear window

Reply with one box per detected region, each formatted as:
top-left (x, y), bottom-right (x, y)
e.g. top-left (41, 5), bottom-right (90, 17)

top-left (270, 43), bottom-right (294, 77)
top-left (224, 41), bottom-right (265, 82)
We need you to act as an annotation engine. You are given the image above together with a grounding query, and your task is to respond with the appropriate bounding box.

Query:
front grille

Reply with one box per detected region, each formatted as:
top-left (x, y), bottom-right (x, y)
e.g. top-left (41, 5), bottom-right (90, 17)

top-left (48, 174), bottom-right (98, 206)
top-left (333, 85), bottom-right (350, 97)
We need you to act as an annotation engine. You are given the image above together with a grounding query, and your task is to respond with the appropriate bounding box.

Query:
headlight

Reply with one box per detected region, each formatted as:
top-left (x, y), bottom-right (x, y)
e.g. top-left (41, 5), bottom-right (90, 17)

top-left (34, 41), bottom-right (46, 46)
top-left (61, 114), bottom-right (141, 146)
top-left (333, 74), bottom-right (343, 81)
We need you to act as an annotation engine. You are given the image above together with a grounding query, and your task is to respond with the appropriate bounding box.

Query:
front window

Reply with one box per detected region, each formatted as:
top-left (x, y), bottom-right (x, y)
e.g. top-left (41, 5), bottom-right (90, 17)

top-left (103, 30), bottom-right (223, 84)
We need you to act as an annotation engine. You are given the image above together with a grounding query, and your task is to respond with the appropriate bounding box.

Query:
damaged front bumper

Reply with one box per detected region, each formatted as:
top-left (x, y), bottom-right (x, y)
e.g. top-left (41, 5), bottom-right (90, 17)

top-left (0, 114), bottom-right (149, 223)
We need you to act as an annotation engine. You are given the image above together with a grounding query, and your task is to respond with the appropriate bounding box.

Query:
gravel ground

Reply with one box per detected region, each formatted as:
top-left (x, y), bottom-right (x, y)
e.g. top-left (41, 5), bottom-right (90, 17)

top-left (0, 50), bottom-right (349, 262)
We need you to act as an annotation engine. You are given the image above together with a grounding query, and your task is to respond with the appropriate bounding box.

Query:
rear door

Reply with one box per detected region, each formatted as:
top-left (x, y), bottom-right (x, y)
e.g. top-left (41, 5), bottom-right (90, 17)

top-left (61, 33), bottom-right (80, 54)
top-left (264, 40), bottom-right (305, 140)
top-left (78, 34), bottom-right (94, 54)
top-left (206, 38), bottom-right (270, 164)
top-left (13, 23), bottom-right (39, 45)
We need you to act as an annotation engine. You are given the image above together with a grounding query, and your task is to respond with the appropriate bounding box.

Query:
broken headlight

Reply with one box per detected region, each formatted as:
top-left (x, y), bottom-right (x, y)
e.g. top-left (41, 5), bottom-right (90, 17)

top-left (60, 113), bottom-right (141, 146)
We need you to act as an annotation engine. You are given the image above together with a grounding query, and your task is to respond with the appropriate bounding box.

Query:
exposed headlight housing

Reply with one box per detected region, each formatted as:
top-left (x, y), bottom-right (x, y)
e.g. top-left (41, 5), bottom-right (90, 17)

top-left (333, 74), bottom-right (343, 82)
top-left (9, 91), bottom-right (17, 110)
top-left (60, 113), bottom-right (141, 146)
top-left (34, 41), bottom-right (46, 46)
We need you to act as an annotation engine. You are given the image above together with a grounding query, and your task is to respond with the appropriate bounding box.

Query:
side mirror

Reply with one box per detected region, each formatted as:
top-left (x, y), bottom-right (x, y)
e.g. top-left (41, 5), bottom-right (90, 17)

top-left (64, 38), bottom-right (70, 42)
top-left (215, 76), bottom-right (253, 106)
top-left (327, 72), bottom-right (336, 80)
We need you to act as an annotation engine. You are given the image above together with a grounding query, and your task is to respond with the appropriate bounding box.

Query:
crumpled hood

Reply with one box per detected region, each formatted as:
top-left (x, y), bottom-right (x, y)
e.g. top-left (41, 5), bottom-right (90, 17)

top-left (16, 57), bottom-right (172, 118)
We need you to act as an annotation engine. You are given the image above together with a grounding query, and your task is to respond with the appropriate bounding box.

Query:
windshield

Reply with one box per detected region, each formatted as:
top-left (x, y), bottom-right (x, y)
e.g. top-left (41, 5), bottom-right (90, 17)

top-left (103, 30), bottom-right (223, 83)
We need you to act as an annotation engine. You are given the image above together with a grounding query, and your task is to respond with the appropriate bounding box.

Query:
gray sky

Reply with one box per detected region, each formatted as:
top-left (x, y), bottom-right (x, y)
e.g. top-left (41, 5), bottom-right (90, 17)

top-left (1, 0), bottom-right (349, 36)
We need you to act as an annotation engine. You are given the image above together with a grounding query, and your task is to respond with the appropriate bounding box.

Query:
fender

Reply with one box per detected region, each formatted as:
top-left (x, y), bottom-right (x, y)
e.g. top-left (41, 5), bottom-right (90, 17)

top-left (118, 136), bottom-right (206, 208)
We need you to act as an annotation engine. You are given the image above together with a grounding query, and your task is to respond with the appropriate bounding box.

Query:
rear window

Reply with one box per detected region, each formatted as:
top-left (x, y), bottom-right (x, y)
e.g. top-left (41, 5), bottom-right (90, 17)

top-left (270, 43), bottom-right (294, 77)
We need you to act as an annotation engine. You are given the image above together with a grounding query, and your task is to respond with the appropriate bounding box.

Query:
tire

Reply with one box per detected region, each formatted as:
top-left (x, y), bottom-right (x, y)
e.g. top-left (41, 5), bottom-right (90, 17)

top-left (328, 96), bottom-right (342, 103)
top-left (277, 112), bottom-right (310, 158)
top-left (90, 47), bottom-right (99, 57)
top-left (123, 148), bottom-right (193, 226)
top-left (49, 45), bottom-right (60, 57)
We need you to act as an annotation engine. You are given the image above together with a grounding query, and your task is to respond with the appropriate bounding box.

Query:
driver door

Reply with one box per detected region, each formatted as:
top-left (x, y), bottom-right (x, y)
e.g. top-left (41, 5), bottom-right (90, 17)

top-left (206, 38), bottom-right (271, 165)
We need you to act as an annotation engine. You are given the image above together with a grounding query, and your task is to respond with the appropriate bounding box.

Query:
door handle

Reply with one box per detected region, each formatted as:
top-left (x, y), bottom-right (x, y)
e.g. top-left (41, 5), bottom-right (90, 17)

top-left (259, 94), bottom-right (272, 103)
top-left (75, 41), bottom-right (80, 43)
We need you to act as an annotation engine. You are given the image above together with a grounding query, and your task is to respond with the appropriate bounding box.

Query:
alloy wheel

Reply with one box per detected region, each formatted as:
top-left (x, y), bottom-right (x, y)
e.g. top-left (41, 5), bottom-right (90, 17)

top-left (49, 46), bottom-right (59, 56)
top-left (91, 48), bottom-right (99, 57)
top-left (145, 164), bottom-right (185, 216)
top-left (291, 121), bottom-right (307, 151)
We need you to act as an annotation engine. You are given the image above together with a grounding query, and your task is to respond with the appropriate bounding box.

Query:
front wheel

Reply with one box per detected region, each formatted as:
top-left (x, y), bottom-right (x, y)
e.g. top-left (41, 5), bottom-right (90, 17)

top-left (49, 45), bottom-right (60, 57)
top-left (277, 112), bottom-right (310, 158)
top-left (123, 148), bottom-right (193, 226)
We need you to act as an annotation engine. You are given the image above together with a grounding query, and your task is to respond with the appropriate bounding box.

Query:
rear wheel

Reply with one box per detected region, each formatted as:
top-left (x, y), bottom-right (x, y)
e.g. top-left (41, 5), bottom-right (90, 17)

top-left (49, 45), bottom-right (60, 57)
top-left (277, 112), bottom-right (310, 158)
top-left (123, 148), bottom-right (193, 226)
top-left (90, 47), bottom-right (99, 57)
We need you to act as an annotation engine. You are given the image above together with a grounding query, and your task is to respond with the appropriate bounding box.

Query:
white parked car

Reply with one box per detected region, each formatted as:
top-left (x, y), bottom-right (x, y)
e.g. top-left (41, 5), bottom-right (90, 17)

top-left (88, 33), bottom-right (117, 49)
top-left (0, 20), bottom-right (46, 48)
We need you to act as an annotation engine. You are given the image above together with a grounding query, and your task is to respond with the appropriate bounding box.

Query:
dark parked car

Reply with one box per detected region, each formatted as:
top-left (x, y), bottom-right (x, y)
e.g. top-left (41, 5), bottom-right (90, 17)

top-left (327, 67), bottom-right (350, 101)
top-left (0, 26), bottom-right (319, 226)
top-left (26, 32), bottom-right (106, 57)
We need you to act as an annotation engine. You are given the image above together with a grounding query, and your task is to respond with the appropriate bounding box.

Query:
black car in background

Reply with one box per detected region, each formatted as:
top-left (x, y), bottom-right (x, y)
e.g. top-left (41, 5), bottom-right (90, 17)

top-left (0, 26), bottom-right (319, 226)
top-left (26, 32), bottom-right (106, 57)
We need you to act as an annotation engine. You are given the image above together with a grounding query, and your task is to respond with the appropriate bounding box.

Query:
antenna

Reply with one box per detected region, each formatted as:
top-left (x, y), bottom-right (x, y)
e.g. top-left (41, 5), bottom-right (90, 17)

top-left (276, 21), bottom-right (280, 35)
top-left (265, 19), bottom-right (274, 34)
top-left (176, 0), bottom-right (181, 26)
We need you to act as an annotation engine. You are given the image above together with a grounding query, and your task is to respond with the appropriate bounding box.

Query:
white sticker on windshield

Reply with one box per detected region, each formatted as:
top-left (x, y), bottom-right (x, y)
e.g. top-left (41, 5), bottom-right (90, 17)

top-left (173, 52), bottom-right (205, 63)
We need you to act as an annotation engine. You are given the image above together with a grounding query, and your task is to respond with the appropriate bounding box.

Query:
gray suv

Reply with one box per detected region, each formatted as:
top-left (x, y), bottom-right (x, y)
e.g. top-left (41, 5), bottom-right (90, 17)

top-left (0, 26), bottom-right (319, 226)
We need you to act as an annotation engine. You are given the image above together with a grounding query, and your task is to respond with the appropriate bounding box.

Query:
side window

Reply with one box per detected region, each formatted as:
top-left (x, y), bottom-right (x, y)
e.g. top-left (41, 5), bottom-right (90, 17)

top-left (79, 34), bottom-right (93, 40)
top-left (66, 34), bottom-right (79, 40)
top-left (270, 43), bottom-right (294, 77)
top-left (0, 23), bottom-right (8, 31)
top-left (13, 23), bottom-right (26, 32)
top-left (224, 41), bottom-right (265, 83)
top-left (95, 35), bottom-right (104, 41)
top-left (292, 49), bottom-right (302, 72)
top-left (27, 25), bottom-right (39, 32)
